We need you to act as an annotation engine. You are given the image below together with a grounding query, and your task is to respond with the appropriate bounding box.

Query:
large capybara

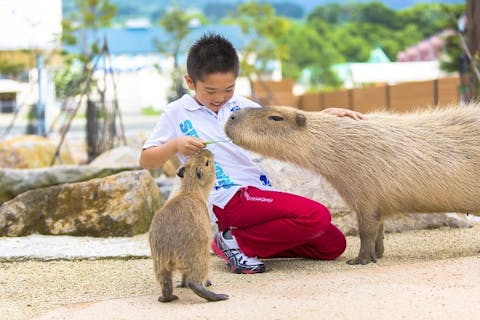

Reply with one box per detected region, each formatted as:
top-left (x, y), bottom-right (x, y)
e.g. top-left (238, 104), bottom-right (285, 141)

top-left (149, 149), bottom-right (228, 302)
top-left (224, 104), bottom-right (480, 265)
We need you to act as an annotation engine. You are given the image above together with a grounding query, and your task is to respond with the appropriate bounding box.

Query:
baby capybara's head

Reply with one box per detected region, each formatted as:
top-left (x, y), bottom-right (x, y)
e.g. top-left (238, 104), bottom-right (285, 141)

top-left (176, 149), bottom-right (216, 190)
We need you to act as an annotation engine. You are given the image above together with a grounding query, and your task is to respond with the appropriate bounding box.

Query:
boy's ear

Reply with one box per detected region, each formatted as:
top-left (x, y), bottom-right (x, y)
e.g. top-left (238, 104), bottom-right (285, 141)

top-left (184, 74), bottom-right (195, 90)
top-left (176, 166), bottom-right (186, 178)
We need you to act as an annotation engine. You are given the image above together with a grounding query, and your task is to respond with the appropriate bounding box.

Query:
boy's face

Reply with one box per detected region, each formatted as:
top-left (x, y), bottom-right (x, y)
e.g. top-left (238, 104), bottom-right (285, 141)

top-left (184, 72), bottom-right (236, 113)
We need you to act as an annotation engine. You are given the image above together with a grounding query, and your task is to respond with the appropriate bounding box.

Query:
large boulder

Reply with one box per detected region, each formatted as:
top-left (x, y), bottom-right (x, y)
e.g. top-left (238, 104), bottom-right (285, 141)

top-left (0, 166), bottom-right (136, 204)
top-left (89, 146), bottom-right (141, 168)
top-left (90, 146), bottom-right (180, 177)
top-left (0, 135), bottom-right (75, 168)
top-left (0, 170), bottom-right (163, 237)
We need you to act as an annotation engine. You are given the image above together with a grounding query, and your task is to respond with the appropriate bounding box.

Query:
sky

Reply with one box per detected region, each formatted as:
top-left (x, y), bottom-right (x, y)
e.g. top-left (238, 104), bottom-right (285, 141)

top-left (0, 0), bottom-right (62, 50)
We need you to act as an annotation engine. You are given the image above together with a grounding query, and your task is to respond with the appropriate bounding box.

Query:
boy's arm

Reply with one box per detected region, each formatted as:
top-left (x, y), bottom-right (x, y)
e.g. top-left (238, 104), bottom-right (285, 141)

top-left (139, 136), bottom-right (205, 169)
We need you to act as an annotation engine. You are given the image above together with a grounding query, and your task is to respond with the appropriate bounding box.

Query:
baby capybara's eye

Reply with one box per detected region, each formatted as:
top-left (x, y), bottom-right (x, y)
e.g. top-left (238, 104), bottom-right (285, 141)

top-left (268, 115), bottom-right (284, 121)
top-left (205, 160), bottom-right (210, 166)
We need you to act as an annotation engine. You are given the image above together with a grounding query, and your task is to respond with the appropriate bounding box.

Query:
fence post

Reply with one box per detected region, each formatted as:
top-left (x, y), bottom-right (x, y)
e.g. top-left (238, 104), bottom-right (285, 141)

top-left (433, 79), bottom-right (439, 106)
top-left (385, 84), bottom-right (391, 110)
top-left (348, 89), bottom-right (354, 109)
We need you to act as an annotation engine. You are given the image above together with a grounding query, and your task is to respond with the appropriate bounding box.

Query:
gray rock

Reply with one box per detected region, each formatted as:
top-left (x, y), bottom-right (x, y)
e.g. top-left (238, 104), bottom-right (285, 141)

top-left (89, 146), bottom-right (141, 168)
top-left (0, 166), bottom-right (136, 203)
top-left (0, 170), bottom-right (164, 237)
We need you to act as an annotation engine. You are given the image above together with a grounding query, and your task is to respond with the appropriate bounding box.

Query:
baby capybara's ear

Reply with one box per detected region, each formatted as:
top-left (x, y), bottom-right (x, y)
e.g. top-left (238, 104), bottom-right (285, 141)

top-left (177, 166), bottom-right (186, 178)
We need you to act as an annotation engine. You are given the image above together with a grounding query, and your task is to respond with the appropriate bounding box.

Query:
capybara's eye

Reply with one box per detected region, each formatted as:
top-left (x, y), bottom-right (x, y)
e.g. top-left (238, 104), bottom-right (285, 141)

top-left (205, 160), bottom-right (210, 166)
top-left (268, 115), bottom-right (284, 121)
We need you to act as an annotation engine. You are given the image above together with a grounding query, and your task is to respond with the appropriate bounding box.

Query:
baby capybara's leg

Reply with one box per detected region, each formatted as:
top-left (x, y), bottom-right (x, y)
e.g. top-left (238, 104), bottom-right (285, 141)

top-left (179, 274), bottom-right (187, 288)
top-left (158, 270), bottom-right (178, 303)
top-left (347, 211), bottom-right (381, 265)
top-left (180, 274), bottom-right (211, 287)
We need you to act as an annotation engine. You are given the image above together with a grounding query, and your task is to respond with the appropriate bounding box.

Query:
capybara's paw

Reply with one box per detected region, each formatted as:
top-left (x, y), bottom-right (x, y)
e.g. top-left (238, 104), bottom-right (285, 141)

top-left (346, 255), bottom-right (377, 265)
top-left (205, 279), bottom-right (212, 287)
top-left (158, 294), bottom-right (179, 303)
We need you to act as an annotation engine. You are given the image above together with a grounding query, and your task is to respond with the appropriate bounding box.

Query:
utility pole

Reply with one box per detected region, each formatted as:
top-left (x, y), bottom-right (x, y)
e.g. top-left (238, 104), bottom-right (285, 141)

top-left (35, 53), bottom-right (46, 136)
top-left (465, 0), bottom-right (480, 99)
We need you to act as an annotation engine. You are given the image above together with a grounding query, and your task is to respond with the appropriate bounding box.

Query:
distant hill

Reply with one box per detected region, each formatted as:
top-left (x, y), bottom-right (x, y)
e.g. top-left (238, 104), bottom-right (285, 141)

top-left (263, 0), bottom-right (464, 12)
top-left (63, 0), bottom-right (465, 20)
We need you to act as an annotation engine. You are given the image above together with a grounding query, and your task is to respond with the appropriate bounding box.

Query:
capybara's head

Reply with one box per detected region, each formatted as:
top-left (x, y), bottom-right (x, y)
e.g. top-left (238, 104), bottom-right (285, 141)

top-left (176, 149), bottom-right (216, 190)
top-left (224, 106), bottom-right (307, 156)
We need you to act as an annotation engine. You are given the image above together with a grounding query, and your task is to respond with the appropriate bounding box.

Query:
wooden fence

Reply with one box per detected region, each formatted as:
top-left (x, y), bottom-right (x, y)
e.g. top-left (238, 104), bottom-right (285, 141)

top-left (253, 76), bottom-right (461, 114)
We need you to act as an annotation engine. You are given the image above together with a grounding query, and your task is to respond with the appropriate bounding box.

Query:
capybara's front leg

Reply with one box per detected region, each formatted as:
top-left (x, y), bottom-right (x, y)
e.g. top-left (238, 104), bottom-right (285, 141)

top-left (347, 211), bottom-right (381, 265)
top-left (375, 222), bottom-right (385, 259)
top-left (188, 282), bottom-right (229, 302)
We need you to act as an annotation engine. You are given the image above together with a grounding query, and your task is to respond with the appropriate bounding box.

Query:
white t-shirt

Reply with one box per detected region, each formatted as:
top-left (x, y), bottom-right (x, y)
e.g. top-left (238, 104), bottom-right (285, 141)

top-left (143, 94), bottom-right (274, 211)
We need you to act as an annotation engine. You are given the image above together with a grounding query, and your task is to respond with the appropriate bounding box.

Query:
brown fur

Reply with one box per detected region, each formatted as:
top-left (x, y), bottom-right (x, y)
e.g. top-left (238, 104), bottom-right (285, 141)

top-left (224, 104), bottom-right (480, 265)
top-left (148, 149), bottom-right (228, 302)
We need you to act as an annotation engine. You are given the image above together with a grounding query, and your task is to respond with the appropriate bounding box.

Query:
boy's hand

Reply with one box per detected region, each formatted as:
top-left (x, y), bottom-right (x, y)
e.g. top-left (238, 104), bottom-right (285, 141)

top-left (322, 107), bottom-right (367, 120)
top-left (176, 136), bottom-right (206, 156)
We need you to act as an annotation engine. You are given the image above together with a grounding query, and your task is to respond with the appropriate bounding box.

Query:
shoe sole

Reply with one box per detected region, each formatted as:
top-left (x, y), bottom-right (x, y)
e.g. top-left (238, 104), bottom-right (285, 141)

top-left (211, 239), bottom-right (263, 274)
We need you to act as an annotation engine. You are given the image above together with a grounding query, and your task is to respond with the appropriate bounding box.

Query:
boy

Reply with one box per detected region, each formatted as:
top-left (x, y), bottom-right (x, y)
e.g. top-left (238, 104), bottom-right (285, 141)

top-left (140, 33), bottom-right (365, 274)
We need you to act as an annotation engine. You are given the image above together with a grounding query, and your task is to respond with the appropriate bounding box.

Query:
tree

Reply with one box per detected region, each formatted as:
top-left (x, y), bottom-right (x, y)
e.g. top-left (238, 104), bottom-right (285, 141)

top-left (154, 6), bottom-right (207, 102)
top-left (277, 21), bottom-right (342, 89)
top-left (57, 0), bottom-right (117, 98)
top-left (0, 60), bottom-right (26, 80)
top-left (223, 2), bottom-right (290, 98)
top-left (397, 3), bottom-right (464, 38)
top-left (56, 0), bottom-right (119, 162)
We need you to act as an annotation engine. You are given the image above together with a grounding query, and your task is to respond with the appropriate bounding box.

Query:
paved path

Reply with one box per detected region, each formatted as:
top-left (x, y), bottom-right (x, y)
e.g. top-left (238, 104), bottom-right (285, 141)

top-left (1, 225), bottom-right (478, 320)
top-left (33, 256), bottom-right (480, 320)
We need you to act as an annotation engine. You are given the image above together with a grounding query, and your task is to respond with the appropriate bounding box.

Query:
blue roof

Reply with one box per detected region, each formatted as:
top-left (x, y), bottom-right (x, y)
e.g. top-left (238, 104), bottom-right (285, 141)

top-left (67, 24), bottom-right (251, 56)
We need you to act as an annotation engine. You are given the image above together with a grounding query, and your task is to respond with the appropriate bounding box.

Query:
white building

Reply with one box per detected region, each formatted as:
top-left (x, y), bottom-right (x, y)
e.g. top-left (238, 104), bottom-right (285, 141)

top-left (0, 0), bottom-right (61, 131)
top-left (0, 0), bottom-right (62, 51)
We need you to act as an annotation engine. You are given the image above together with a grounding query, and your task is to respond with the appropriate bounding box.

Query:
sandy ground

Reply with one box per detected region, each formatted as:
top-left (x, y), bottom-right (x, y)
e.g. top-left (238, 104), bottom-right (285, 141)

top-left (1, 224), bottom-right (479, 320)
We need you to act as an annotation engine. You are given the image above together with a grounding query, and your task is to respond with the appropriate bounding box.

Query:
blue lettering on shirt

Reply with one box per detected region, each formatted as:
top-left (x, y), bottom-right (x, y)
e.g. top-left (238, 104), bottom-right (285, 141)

top-left (259, 174), bottom-right (272, 187)
top-left (179, 119), bottom-right (236, 190)
top-left (230, 105), bottom-right (241, 112)
top-left (179, 119), bottom-right (199, 137)
top-left (214, 162), bottom-right (238, 190)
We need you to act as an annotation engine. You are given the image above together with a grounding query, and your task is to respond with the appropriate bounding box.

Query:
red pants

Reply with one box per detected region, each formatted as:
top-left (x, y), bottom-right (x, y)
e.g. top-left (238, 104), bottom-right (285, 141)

top-left (213, 186), bottom-right (346, 260)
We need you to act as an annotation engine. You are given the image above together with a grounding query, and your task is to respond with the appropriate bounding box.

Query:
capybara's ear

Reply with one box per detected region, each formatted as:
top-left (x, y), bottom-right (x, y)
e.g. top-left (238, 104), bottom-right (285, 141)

top-left (196, 167), bottom-right (203, 179)
top-left (177, 166), bottom-right (186, 178)
top-left (295, 113), bottom-right (306, 127)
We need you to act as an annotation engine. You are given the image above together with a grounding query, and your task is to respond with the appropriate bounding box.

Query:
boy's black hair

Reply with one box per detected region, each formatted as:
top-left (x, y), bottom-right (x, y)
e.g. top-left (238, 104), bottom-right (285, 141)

top-left (186, 33), bottom-right (240, 83)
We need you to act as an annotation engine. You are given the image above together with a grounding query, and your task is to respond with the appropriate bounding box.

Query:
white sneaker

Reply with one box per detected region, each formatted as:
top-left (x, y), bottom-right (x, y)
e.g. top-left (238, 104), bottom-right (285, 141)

top-left (211, 232), bottom-right (265, 274)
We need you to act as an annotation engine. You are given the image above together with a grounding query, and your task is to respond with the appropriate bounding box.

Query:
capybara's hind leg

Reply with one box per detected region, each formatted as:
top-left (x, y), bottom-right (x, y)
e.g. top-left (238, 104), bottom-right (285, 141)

top-left (158, 270), bottom-right (178, 303)
top-left (188, 282), bottom-right (229, 302)
top-left (179, 274), bottom-right (187, 288)
top-left (375, 222), bottom-right (385, 259)
top-left (179, 274), bottom-right (211, 287)
top-left (347, 211), bottom-right (381, 265)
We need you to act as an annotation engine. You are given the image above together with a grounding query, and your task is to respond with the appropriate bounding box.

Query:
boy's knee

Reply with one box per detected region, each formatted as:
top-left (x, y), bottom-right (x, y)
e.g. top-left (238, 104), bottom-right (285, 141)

top-left (308, 205), bottom-right (332, 234)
